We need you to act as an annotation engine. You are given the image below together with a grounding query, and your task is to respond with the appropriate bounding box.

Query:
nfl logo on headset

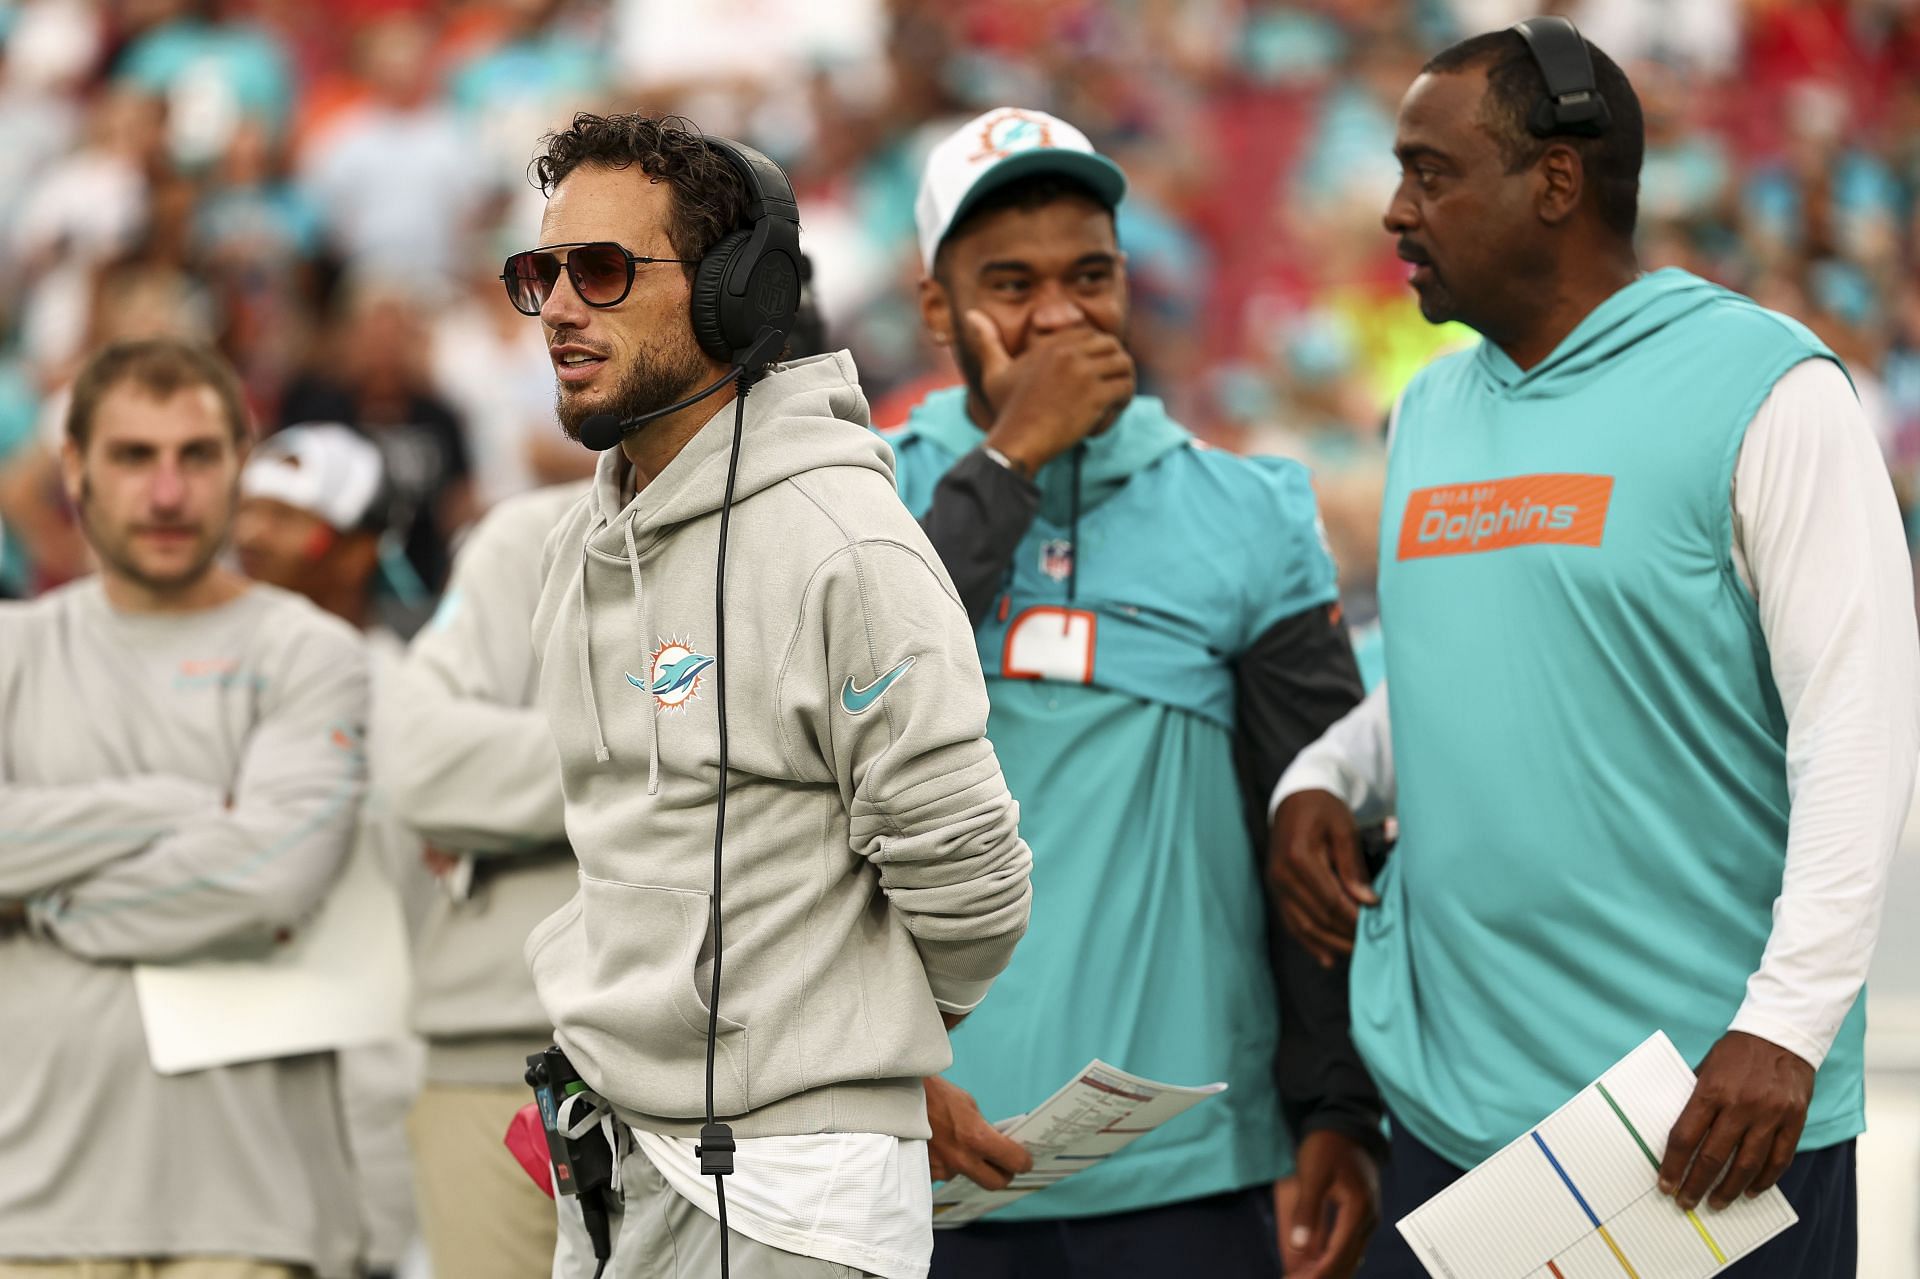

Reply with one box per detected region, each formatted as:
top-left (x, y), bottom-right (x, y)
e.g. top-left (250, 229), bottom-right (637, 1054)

top-left (1040, 539), bottom-right (1074, 582)
top-left (753, 256), bottom-right (796, 321)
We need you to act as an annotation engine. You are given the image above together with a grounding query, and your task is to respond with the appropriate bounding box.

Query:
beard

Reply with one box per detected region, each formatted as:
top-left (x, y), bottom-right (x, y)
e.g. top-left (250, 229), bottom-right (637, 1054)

top-left (78, 474), bottom-right (228, 595)
top-left (556, 329), bottom-right (713, 443)
top-left (949, 309), bottom-right (992, 414)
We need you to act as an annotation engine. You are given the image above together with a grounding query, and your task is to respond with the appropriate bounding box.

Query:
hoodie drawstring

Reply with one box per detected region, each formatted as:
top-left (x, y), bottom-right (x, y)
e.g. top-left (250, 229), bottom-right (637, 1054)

top-left (573, 514), bottom-right (661, 791)
top-left (624, 517), bottom-right (661, 795)
top-left (576, 538), bottom-right (613, 764)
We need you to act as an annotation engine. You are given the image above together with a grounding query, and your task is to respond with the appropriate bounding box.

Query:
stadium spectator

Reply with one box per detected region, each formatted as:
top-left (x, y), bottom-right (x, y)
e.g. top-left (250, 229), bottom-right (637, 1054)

top-left (429, 252), bottom-right (593, 505)
top-left (297, 12), bottom-right (486, 285)
top-left (115, 0), bottom-right (297, 172)
top-left (278, 277), bottom-right (475, 605)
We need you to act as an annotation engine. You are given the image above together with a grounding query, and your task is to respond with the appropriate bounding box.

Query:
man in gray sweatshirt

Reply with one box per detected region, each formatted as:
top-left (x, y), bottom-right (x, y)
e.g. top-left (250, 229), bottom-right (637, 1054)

top-left (0, 338), bottom-right (367, 1277)
top-left (373, 479), bottom-right (588, 1279)
top-left (515, 115), bottom-right (1033, 1278)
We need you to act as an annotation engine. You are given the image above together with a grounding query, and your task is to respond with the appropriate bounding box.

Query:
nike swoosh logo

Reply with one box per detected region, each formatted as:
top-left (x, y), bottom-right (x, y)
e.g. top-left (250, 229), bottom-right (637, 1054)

top-left (841, 657), bottom-right (916, 715)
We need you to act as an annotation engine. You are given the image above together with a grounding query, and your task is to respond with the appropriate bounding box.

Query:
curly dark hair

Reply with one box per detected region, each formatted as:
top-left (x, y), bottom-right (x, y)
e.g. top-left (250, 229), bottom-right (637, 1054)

top-left (530, 113), bottom-right (752, 281)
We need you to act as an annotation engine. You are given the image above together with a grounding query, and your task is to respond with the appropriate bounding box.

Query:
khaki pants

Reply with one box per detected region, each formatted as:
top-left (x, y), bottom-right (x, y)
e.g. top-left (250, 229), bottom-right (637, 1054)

top-left (0, 1262), bottom-right (308, 1278)
top-left (410, 1083), bottom-right (558, 1279)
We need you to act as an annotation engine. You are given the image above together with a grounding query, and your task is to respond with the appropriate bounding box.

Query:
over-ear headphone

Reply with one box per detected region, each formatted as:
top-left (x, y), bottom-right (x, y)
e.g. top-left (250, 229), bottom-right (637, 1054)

top-left (1512, 16), bottom-right (1611, 139)
top-left (689, 137), bottom-right (802, 366)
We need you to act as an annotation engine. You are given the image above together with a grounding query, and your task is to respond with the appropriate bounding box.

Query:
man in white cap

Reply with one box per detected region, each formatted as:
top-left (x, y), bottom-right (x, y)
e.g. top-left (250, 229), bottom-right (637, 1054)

top-left (885, 108), bottom-right (1385, 1277)
top-left (236, 423), bottom-right (425, 1279)
top-left (235, 423), bottom-right (394, 631)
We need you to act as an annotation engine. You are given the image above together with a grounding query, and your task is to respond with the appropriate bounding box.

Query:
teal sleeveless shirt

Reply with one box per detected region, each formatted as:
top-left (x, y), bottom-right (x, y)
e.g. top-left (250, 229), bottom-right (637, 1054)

top-left (1361, 269), bottom-right (1861, 1167)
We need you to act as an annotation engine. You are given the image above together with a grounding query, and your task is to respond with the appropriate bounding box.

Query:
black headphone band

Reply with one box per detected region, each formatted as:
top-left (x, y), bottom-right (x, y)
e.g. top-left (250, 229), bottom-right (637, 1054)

top-left (691, 135), bottom-right (802, 367)
top-left (1512, 16), bottom-right (1611, 139)
top-left (704, 136), bottom-right (800, 227)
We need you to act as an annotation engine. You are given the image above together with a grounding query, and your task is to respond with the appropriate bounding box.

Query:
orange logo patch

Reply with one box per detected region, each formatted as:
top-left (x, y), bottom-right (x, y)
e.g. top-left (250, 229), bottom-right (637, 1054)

top-left (1397, 473), bottom-right (1613, 560)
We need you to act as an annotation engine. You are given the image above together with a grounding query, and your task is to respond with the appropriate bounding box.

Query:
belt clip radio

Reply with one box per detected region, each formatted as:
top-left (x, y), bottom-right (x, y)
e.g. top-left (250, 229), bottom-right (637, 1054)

top-left (527, 1045), bottom-right (618, 1269)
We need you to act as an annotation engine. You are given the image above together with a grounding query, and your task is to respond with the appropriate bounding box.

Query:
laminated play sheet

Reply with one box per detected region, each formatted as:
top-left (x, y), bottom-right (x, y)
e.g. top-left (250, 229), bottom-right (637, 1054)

top-left (932, 1058), bottom-right (1225, 1226)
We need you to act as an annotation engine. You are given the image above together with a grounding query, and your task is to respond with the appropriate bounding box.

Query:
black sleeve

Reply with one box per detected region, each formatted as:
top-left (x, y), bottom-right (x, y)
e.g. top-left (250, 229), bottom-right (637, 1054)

top-left (917, 448), bottom-right (1042, 628)
top-left (1232, 602), bottom-right (1388, 1158)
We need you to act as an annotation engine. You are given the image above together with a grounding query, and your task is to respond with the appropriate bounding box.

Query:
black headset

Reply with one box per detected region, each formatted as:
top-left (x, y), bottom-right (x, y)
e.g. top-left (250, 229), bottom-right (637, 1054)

top-left (691, 137), bottom-right (803, 366)
top-left (1512, 16), bottom-right (1612, 139)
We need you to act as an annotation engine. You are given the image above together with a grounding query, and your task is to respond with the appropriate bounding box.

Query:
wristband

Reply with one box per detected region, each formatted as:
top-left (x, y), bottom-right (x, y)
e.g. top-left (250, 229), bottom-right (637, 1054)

top-left (981, 445), bottom-right (1032, 479)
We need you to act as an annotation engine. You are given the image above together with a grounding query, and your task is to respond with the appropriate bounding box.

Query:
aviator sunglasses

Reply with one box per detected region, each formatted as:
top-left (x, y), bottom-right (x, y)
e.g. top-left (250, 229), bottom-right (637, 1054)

top-left (499, 241), bottom-right (695, 315)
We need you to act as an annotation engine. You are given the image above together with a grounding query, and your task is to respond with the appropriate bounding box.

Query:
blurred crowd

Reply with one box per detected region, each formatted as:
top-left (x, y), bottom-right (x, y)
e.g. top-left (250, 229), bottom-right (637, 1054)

top-left (1, 0), bottom-right (1918, 626)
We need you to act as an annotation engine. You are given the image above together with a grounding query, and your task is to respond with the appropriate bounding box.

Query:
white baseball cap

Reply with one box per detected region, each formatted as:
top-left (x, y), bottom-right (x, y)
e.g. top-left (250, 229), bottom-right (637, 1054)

top-left (242, 423), bottom-right (386, 533)
top-left (914, 107), bottom-right (1128, 273)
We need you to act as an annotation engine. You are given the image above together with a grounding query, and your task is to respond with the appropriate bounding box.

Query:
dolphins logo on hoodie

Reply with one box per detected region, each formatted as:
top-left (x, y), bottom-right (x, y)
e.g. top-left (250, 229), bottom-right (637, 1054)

top-left (628, 638), bottom-right (715, 711)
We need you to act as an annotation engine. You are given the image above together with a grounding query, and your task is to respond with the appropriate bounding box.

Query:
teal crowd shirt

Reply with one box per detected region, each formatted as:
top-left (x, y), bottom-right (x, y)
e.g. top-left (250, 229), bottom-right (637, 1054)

top-left (888, 389), bottom-right (1339, 1218)
top-left (1361, 269), bottom-right (1860, 1169)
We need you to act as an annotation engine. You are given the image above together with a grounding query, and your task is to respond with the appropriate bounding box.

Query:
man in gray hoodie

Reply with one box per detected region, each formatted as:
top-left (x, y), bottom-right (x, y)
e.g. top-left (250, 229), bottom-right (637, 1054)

top-left (515, 115), bottom-right (1033, 1279)
top-left (374, 479), bottom-right (588, 1279)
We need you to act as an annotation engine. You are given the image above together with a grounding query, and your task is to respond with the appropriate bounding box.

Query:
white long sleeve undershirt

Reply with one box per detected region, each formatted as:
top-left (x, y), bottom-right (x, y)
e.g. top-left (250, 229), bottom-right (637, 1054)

top-left (1272, 358), bottom-right (1920, 1070)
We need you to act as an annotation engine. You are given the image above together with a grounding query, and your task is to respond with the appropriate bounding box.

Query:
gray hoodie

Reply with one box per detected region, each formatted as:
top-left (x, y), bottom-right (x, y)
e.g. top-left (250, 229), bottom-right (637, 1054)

top-left (529, 351), bottom-right (1031, 1141)
top-left (375, 482), bottom-right (589, 1085)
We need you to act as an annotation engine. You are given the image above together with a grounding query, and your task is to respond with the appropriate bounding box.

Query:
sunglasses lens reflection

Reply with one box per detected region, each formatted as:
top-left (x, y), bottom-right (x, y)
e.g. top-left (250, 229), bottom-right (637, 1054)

top-left (569, 243), bottom-right (632, 305)
top-left (502, 251), bottom-right (558, 314)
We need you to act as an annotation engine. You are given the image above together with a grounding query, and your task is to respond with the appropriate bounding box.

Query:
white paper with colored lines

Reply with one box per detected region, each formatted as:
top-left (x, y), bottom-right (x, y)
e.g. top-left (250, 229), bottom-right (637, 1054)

top-left (1397, 1032), bottom-right (1798, 1278)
